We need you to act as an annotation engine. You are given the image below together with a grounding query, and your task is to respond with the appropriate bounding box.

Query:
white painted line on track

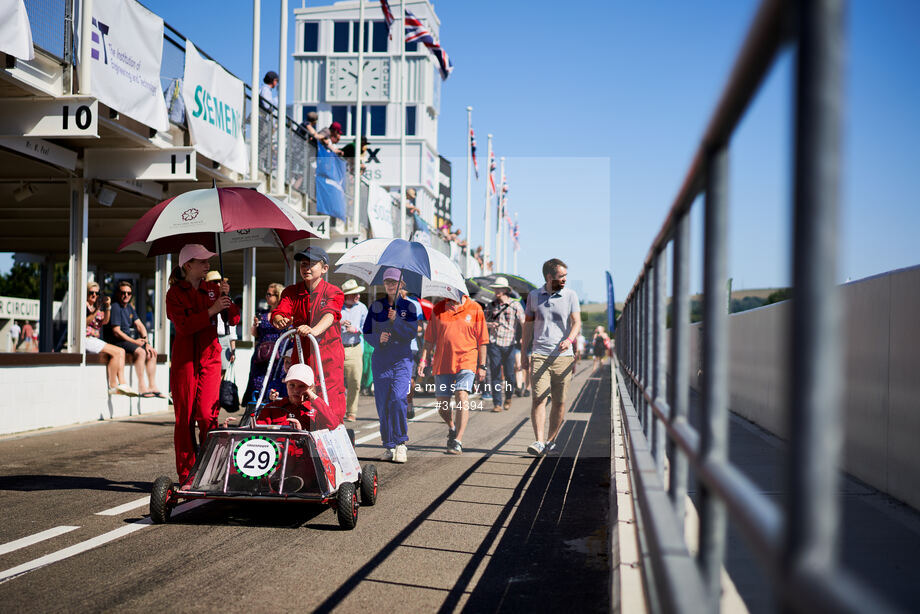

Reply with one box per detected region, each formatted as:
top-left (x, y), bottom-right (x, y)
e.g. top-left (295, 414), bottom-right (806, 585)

top-left (95, 496), bottom-right (151, 516)
top-left (0, 500), bottom-right (207, 584)
top-left (353, 406), bottom-right (440, 445)
top-left (0, 526), bottom-right (80, 557)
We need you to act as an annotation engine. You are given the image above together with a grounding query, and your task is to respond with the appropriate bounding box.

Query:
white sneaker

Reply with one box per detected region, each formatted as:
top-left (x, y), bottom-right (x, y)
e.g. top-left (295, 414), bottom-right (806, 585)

top-left (527, 441), bottom-right (545, 456)
top-left (116, 384), bottom-right (138, 397)
top-left (382, 448), bottom-right (394, 461)
top-left (393, 443), bottom-right (408, 464)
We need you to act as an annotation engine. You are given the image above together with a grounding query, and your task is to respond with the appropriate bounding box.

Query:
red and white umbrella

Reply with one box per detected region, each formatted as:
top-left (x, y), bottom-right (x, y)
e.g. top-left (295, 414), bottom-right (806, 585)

top-left (118, 186), bottom-right (318, 256)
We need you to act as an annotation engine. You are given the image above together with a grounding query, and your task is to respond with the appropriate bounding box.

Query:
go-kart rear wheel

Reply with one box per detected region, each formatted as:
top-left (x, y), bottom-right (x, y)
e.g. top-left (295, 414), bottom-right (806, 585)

top-left (336, 482), bottom-right (359, 530)
top-left (150, 475), bottom-right (175, 524)
top-left (360, 464), bottom-right (378, 506)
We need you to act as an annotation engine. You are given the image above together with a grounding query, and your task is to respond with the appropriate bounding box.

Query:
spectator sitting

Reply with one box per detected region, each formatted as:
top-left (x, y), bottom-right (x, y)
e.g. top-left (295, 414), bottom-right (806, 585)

top-left (318, 122), bottom-right (344, 155)
top-left (85, 282), bottom-right (135, 396)
top-left (106, 280), bottom-right (163, 398)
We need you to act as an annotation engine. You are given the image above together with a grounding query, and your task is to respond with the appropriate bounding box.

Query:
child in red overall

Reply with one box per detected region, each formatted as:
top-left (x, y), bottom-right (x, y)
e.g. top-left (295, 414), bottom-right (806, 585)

top-left (256, 364), bottom-right (341, 431)
top-left (271, 246), bottom-right (346, 427)
top-left (166, 244), bottom-right (240, 483)
top-left (256, 364), bottom-right (341, 493)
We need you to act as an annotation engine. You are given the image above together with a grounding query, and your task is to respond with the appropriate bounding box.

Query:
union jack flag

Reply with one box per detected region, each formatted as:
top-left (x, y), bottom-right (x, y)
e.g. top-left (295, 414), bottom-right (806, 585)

top-left (470, 127), bottom-right (479, 178)
top-left (379, 1), bottom-right (453, 80)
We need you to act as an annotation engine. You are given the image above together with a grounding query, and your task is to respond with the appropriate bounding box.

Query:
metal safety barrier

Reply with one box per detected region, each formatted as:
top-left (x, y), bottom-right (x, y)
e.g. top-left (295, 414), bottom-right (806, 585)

top-left (613, 0), bottom-right (896, 612)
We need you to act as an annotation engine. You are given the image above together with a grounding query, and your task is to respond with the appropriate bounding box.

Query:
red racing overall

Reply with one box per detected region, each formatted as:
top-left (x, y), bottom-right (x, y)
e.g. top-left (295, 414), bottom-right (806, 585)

top-left (271, 279), bottom-right (346, 425)
top-left (167, 279), bottom-right (240, 481)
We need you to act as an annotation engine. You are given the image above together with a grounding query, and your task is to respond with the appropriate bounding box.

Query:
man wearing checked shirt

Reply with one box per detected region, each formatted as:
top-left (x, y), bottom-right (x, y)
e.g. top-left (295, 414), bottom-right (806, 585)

top-left (485, 277), bottom-right (526, 412)
top-left (522, 258), bottom-right (582, 456)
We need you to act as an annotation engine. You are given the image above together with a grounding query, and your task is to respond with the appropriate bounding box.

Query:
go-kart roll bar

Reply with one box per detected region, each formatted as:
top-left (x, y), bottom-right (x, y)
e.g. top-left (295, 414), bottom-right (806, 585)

top-left (251, 329), bottom-right (328, 425)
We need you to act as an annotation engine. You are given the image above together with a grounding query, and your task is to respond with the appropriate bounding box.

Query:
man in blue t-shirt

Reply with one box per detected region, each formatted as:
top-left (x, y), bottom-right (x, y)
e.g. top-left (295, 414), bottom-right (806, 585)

top-left (522, 258), bottom-right (582, 456)
top-left (106, 281), bottom-right (163, 398)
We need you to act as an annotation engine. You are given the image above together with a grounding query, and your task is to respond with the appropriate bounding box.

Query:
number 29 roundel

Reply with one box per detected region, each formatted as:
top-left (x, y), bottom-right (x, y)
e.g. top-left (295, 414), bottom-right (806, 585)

top-left (233, 436), bottom-right (281, 479)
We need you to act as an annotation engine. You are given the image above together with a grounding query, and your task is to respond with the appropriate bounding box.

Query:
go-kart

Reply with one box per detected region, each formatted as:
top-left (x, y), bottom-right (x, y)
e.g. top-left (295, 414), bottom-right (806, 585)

top-left (150, 330), bottom-right (377, 530)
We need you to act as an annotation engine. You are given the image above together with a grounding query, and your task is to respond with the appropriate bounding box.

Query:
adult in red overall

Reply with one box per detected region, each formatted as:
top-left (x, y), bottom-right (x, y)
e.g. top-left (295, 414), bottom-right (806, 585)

top-left (271, 246), bottom-right (346, 425)
top-left (166, 244), bottom-right (241, 482)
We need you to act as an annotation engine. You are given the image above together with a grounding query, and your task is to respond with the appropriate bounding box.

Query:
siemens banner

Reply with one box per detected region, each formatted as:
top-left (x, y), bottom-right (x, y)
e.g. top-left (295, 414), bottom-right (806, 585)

top-left (182, 40), bottom-right (246, 174)
top-left (82, 0), bottom-right (168, 132)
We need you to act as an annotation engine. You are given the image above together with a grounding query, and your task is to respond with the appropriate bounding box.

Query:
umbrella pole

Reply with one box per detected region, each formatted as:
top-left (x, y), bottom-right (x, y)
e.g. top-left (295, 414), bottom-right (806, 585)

top-left (216, 231), bottom-right (228, 324)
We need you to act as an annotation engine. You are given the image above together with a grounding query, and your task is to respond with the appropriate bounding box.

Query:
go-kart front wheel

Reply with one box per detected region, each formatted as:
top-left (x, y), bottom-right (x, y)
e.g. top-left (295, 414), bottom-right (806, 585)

top-left (336, 482), bottom-right (359, 530)
top-left (360, 464), bottom-right (378, 506)
top-left (150, 475), bottom-right (175, 524)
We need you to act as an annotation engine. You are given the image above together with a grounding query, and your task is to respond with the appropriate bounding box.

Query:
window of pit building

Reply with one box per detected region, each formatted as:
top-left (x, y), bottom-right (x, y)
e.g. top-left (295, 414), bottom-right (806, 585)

top-left (406, 105), bottom-right (417, 136)
top-left (331, 105), bottom-right (387, 137)
top-left (303, 22), bottom-right (319, 52)
top-left (334, 21), bottom-right (387, 54)
top-left (0, 255), bottom-right (69, 353)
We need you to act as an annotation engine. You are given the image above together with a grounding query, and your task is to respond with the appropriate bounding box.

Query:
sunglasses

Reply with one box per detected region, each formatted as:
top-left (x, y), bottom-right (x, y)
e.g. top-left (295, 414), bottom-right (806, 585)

top-left (88, 291), bottom-right (99, 296)
top-left (265, 292), bottom-right (279, 297)
top-left (120, 290), bottom-right (132, 296)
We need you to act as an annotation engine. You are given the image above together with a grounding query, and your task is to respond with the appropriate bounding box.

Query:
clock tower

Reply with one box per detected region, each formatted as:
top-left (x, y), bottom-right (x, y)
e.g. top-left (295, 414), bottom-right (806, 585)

top-left (293, 0), bottom-right (446, 235)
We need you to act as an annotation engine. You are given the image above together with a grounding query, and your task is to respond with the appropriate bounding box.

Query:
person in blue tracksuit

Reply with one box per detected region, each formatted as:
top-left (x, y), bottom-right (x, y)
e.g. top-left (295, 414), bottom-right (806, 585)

top-left (362, 267), bottom-right (422, 464)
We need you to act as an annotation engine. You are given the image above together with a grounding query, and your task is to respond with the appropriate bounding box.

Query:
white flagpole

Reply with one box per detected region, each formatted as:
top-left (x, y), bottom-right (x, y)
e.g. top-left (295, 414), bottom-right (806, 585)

top-left (353, 0), bottom-right (365, 234)
top-left (465, 106), bottom-right (472, 277)
top-left (483, 134), bottom-right (493, 272)
top-left (496, 156), bottom-right (504, 273)
top-left (398, 0), bottom-right (407, 240)
top-left (513, 211), bottom-right (519, 275)
top-left (277, 0), bottom-right (288, 195)
top-left (249, 0), bottom-right (260, 183)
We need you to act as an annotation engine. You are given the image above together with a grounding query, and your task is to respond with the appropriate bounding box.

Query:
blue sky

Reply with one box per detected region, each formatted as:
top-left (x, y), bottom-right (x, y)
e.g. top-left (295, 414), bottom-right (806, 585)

top-left (10, 1), bottom-right (911, 302)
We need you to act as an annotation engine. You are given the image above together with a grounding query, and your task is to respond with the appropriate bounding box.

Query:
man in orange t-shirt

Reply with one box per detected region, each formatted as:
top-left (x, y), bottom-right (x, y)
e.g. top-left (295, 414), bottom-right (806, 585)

top-left (417, 296), bottom-right (489, 455)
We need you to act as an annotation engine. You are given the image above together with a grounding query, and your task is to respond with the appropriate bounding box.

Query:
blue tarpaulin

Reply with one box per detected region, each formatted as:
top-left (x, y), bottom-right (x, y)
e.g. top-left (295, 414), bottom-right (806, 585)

top-left (316, 142), bottom-right (347, 221)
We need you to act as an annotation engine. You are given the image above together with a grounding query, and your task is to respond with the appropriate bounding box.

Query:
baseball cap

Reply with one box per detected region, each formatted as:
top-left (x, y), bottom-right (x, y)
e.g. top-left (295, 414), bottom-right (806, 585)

top-left (382, 267), bottom-right (402, 282)
top-left (329, 121), bottom-right (343, 134)
top-left (284, 363), bottom-right (315, 386)
top-left (293, 246), bottom-right (329, 264)
top-left (178, 244), bottom-right (216, 268)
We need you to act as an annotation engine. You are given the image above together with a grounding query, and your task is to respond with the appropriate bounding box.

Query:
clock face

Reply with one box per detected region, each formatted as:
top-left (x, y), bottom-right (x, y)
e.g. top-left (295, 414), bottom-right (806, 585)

top-left (328, 58), bottom-right (389, 101)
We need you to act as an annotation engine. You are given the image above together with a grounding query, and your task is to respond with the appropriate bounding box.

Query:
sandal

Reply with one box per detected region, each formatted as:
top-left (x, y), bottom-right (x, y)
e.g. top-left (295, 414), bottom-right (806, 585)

top-left (140, 392), bottom-right (158, 398)
top-left (151, 391), bottom-right (166, 399)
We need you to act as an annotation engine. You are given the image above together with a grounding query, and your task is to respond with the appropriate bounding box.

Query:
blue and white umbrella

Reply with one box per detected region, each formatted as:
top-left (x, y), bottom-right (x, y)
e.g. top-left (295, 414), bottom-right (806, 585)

top-left (334, 238), bottom-right (467, 301)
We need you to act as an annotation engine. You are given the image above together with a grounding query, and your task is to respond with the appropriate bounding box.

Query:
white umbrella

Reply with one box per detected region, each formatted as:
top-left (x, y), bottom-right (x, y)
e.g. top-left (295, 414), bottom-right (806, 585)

top-left (334, 238), bottom-right (467, 301)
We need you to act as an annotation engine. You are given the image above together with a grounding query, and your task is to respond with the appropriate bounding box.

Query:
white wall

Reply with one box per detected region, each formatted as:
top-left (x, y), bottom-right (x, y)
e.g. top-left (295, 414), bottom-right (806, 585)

top-left (0, 347), bottom-right (254, 436)
top-left (684, 265), bottom-right (920, 510)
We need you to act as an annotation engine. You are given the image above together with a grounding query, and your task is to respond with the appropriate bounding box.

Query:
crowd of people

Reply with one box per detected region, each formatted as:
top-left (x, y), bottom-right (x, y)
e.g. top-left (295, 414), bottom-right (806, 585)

top-left (143, 239), bottom-right (611, 485)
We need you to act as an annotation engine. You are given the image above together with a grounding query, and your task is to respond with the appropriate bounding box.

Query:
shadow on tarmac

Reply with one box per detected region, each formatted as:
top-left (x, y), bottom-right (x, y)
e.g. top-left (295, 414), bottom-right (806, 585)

top-left (310, 369), bottom-right (611, 614)
top-left (0, 474), bottom-right (152, 493)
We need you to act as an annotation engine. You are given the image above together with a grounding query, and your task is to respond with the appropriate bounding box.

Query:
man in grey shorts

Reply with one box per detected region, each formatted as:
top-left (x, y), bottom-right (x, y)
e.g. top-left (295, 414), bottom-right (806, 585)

top-left (521, 258), bottom-right (582, 456)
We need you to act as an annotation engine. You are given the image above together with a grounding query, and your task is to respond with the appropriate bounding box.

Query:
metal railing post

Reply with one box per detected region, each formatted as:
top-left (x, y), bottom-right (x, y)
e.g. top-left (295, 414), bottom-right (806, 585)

top-left (668, 212), bottom-right (691, 523)
top-left (783, 0), bottom-right (845, 588)
top-left (652, 252), bottom-right (667, 475)
top-left (642, 279), bottom-right (652, 434)
top-left (698, 144), bottom-right (730, 608)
